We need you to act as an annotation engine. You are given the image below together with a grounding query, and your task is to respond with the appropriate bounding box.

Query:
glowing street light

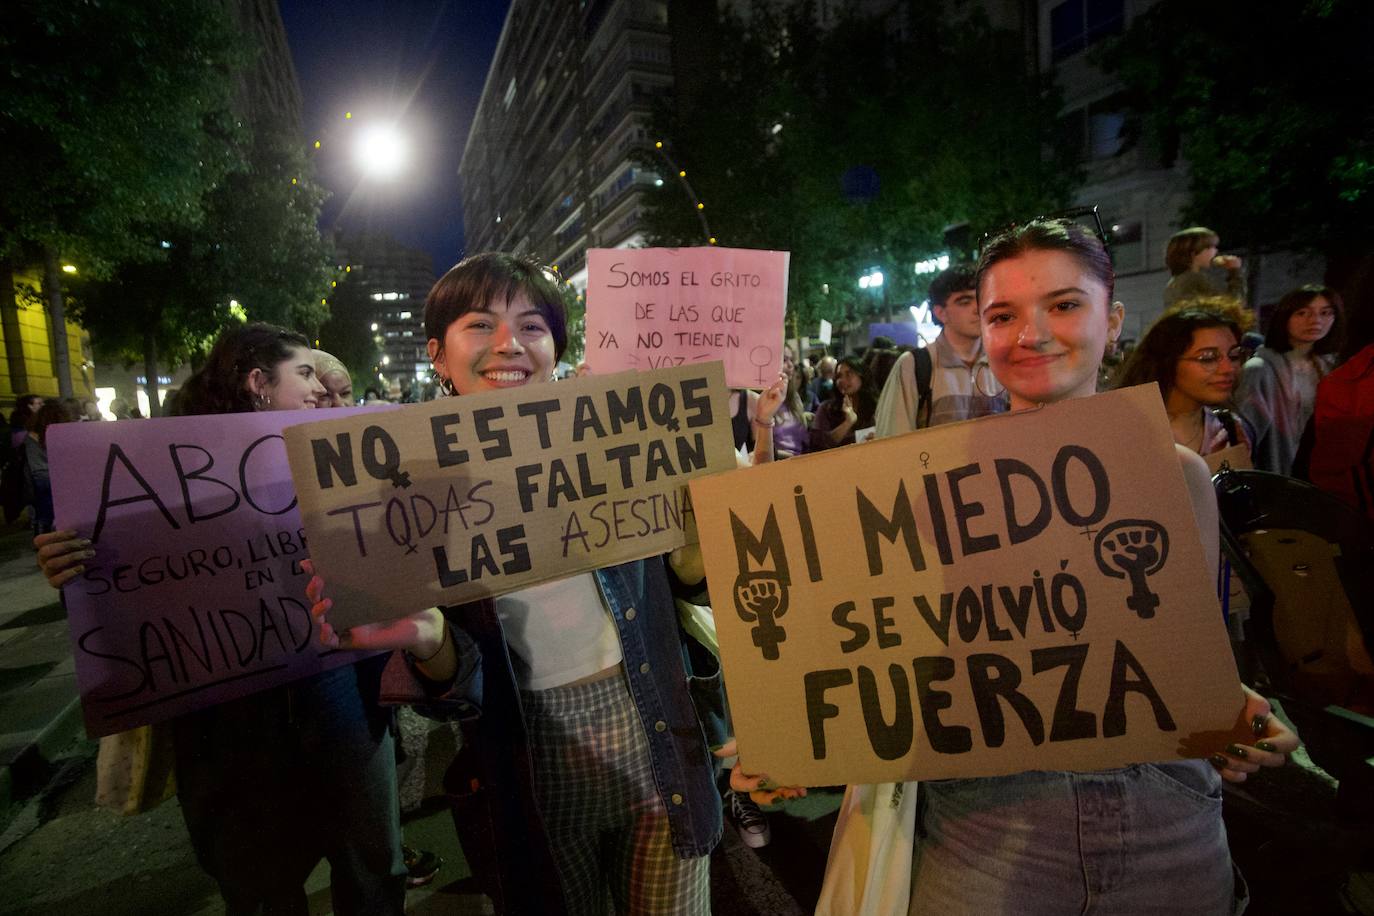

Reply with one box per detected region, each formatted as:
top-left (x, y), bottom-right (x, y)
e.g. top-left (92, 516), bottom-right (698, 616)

top-left (354, 124), bottom-right (408, 180)
top-left (858, 268), bottom-right (883, 289)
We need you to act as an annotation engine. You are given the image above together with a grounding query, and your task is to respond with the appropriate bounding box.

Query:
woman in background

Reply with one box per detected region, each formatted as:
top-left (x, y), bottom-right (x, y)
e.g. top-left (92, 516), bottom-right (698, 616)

top-left (1235, 284), bottom-right (1345, 474)
top-left (1115, 301), bottom-right (1254, 458)
top-left (1164, 226), bottom-right (1245, 309)
top-left (810, 356), bottom-right (876, 449)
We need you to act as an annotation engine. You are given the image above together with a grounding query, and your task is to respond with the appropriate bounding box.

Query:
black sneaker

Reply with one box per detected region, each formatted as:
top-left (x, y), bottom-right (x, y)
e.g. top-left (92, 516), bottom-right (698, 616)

top-left (726, 790), bottom-right (771, 849)
top-left (403, 844), bottom-right (442, 889)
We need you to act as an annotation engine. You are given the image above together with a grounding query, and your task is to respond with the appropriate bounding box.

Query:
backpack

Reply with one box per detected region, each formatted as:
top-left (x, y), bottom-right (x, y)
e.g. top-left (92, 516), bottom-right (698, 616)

top-left (913, 346), bottom-right (933, 427)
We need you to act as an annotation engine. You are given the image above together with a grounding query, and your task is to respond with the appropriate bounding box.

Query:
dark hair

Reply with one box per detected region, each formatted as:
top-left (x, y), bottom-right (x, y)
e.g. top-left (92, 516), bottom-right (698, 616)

top-left (8, 394), bottom-right (41, 429)
top-left (975, 218), bottom-right (1115, 306)
top-left (29, 400), bottom-right (78, 447)
top-left (829, 355), bottom-right (878, 421)
top-left (1165, 227), bottom-right (1219, 276)
top-left (1263, 284), bottom-right (1345, 355)
top-left (425, 253), bottom-right (569, 362)
top-left (172, 322), bottom-right (312, 416)
top-left (1114, 307), bottom-right (1243, 400)
top-left (928, 262), bottom-right (979, 310)
top-left (863, 346), bottom-right (901, 393)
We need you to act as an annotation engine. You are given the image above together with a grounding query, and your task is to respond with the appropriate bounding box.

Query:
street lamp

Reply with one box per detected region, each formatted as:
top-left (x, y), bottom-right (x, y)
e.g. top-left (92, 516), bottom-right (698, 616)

top-left (354, 124), bottom-right (408, 180)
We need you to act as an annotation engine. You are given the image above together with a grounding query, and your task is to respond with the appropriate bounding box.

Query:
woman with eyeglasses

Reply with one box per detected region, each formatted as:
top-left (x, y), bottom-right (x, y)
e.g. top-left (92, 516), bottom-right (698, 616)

top-left (803, 218), bottom-right (1299, 916)
top-left (1115, 301), bottom-right (1255, 458)
top-left (1234, 284), bottom-right (1345, 475)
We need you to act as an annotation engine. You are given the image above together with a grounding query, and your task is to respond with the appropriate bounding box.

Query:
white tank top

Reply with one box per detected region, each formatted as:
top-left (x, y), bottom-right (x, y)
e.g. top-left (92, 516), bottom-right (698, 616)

top-left (494, 572), bottom-right (623, 690)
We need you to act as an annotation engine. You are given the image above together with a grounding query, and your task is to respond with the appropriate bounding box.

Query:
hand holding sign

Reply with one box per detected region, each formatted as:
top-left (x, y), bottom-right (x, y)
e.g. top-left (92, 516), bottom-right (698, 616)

top-left (34, 529), bottom-right (92, 588)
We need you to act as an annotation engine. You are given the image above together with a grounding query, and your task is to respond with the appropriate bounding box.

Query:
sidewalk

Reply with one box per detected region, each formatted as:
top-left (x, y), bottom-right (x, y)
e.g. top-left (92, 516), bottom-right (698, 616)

top-left (0, 522), bottom-right (84, 826)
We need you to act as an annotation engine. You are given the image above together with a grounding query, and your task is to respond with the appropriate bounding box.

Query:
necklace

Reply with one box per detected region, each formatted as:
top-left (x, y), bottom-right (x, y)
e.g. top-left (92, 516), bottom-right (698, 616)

top-left (1169, 409), bottom-right (1206, 451)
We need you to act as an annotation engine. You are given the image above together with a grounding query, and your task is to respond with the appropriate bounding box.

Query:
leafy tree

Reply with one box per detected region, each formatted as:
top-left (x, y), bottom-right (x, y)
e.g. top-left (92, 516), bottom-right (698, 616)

top-left (643, 0), bottom-right (1077, 340)
top-left (0, 0), bottom-right (243, 396)
top-left (72, 115), bottom-right (333, 415)
top-left (1102, 0), bottom-right (1374, 287)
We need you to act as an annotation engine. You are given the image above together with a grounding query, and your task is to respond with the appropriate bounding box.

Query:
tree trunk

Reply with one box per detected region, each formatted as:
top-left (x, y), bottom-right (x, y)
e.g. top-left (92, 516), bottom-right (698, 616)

top-left (1, 260), bottom-right (30, 395)
top-left (142, 326), bottom-right (160, 418)
top-left (41, 246), bottom-right (74, 398)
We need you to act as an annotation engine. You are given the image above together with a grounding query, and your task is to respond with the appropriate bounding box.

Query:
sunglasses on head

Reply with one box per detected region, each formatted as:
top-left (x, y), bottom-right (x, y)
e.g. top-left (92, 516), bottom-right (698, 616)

top-left (978, 205), bottom-right (1109, 256)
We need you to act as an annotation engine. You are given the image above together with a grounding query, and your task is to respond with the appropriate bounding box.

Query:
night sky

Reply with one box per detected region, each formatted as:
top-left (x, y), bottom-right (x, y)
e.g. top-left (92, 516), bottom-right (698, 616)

top-left (278, 0), bottom-right (510, 273)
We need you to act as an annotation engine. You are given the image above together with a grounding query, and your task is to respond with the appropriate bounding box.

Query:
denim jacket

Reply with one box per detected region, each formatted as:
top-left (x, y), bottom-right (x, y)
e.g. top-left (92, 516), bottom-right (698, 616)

top-left (381, 556), bottom-right (726, 915)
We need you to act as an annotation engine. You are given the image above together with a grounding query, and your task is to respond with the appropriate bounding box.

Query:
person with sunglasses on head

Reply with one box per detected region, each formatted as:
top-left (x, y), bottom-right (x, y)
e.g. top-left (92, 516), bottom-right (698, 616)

top-left (1115, 299), bottom-right (1255, 458)
top-left (1164, 227), bottom-right (1246, 310)
top-left (874, 263), bottom-right (1008, 436)
top-left (803, 217), bottom-right (1299, 916)
top-left (1234, 284), bottom-right (1346, 475)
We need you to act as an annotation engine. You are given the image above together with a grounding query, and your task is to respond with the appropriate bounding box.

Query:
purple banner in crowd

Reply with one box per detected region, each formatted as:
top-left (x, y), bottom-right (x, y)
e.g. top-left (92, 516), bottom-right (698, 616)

top-left (49, 409), bottom-right (389, 737)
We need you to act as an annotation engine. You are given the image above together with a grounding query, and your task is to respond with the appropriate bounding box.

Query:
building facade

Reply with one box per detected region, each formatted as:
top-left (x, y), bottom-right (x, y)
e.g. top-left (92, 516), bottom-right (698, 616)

top-left (460, 0), bottom-right (675, 293)
top-left (333, 232), bottom-right (435, 395)
top-left (1033, 0), bottom-right (1315, 339)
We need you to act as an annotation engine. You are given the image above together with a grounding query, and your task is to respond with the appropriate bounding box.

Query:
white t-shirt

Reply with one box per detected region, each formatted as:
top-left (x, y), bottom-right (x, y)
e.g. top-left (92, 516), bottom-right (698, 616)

top-left (494, 572), bottom-right (623, 690)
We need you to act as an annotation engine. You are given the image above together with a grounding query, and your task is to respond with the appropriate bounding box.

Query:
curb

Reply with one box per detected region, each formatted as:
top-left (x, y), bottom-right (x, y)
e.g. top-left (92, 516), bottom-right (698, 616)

top-left (0, 695), bottom-right (86, 832)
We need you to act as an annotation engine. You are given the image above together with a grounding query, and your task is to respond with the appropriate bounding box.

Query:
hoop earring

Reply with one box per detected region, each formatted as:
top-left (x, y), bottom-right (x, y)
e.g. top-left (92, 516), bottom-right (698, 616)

top-left (973, 365), bottom-right (1005, 400)
top-left (253, 392), bottom-right (272, 410)
top-left (437, 374), bottom-right (455, 397)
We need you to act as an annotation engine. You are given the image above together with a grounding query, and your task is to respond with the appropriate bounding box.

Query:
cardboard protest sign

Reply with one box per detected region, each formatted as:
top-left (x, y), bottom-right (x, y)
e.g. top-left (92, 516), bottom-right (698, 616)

top-left (283, 364), bottom-right (737, 629)
top-left (585, 247), bottom-right (789, 388)
top-left (689, 385), bottom-right (1244, 785)
top-left (1204, 443), bottom-right (1252, 475)
top-left (49, 410), bottom-right (387, 737)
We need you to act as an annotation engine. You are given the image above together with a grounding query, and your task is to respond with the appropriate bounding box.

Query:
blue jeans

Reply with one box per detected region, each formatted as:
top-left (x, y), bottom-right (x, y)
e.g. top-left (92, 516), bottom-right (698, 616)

top-left (910, 763), bottom-right (1247, 915)
top-left (174, 660), bottom-right (405, 916)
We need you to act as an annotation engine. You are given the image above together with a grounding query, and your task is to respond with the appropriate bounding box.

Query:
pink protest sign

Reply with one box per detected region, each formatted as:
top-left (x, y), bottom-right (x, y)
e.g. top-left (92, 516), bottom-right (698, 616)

top-left (48, 409), bottom-right (388, 737)
top-left (585, 247), bottom-right (790, 387)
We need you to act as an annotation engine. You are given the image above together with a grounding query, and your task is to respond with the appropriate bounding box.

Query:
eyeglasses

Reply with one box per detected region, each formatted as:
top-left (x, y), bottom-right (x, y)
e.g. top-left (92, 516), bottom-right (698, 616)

top-left (1178, 345), bottom-right (1252, 371)
top-left (979, 205), bottom-right (1109, 256)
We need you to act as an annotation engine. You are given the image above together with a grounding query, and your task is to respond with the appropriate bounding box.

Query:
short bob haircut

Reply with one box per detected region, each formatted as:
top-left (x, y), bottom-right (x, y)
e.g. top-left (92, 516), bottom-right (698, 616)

top-left (975, 218), bottom-right (1115, 307)
top-left (424, 253), bottom-right (569, 362)
top-left (1264, 284), bottom-right (1345, 356)
top-left (172, 322), bottom-right (312, 416)
top-left (1164, 227), bottom-right (1219, 276)
top-left (1114, 303), bottom-right (1244, 400)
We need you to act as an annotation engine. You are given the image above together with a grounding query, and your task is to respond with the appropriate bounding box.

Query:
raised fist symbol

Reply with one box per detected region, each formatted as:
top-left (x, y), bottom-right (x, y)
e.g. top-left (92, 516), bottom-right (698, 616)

top-left (733, 571), bottom-right (790, 660)
top-left (1094, 519), bottom-right (1170, 619)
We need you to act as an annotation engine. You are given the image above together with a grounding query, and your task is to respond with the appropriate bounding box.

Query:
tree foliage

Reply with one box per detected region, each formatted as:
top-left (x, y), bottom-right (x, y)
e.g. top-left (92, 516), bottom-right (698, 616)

top-left (0, 0), bottom-right (243, 270)
top-left (1102, 0), bottom-right (1374, 261)
top-left (641, 0), bottom-right (1078, 330)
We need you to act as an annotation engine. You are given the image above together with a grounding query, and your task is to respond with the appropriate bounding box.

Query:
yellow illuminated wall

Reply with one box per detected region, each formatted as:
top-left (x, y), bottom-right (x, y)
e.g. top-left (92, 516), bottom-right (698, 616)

top-left (1, 268), bottom-right (95, 408)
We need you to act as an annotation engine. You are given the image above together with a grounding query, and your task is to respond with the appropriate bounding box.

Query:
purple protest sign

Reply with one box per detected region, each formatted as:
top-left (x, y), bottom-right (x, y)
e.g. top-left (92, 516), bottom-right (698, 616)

top-left (48, 409), bottom-right (388, 737)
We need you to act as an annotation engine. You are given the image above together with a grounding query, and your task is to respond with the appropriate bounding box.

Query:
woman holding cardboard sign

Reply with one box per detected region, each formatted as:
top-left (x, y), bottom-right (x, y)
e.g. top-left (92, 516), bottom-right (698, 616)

top-left (34, 323), bottom-right (408, 915)
top-left (307, 252), bottom-right (787, 916)
top-left (803, 219), bottom-right (1300, 916)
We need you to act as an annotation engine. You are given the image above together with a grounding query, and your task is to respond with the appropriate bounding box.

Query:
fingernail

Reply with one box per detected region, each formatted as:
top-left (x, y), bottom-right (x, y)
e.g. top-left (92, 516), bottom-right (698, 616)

top-left (1209, 753), bottom-right (1228, 768)
top-left (1225, 744), bottom-right (1248, 759)
top-left (83, 550), bottom-right (95, 558)
top-left (78, 539), bottom-right (92, 547)
top-left (1251, 714), bottom-right (1269, 736)
top-left (1256, 740), bottom-right (1277, 753)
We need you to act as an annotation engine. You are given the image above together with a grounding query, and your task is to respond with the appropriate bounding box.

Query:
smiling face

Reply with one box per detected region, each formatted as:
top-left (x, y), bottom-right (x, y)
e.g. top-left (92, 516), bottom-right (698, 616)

top-left (1286, 295), bottom-right (1337, 348)
top-left (428, 292), bottom-right (557, 395)
top-left (1171, 326), bottom-right (1241, 409)
top-left (253, 344), bottom-right (326, 410)
top-left (979, 249), bottom-right (1122, 410)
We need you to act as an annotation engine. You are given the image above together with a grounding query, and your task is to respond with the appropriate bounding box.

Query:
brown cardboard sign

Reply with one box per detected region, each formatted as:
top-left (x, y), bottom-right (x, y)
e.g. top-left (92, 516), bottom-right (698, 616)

top-left (689, 385), bottom-right (1243, 785)
top-left (284, 364), bottom-right (736, 628)
top-left (1203, 443), bottom-right (1252, 475)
